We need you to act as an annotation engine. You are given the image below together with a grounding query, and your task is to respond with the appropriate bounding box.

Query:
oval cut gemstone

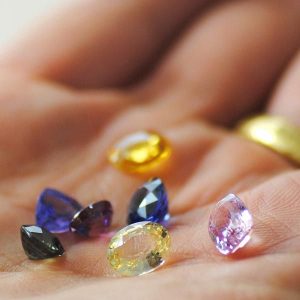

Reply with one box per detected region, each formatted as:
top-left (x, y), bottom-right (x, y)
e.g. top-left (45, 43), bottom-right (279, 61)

top-left (107, 221), bottom-right (170, 276)
top-left (70, 200), bottom-right (113, 237)
top-left (108, 131), bottom-right (171, 173)
top-left (208, 193), bottom-right (253, 255)
top-left (21, 225), bottom-right (64, 260)
top-left (127, 178), bottom-right (169, 225)
top-left (36, 188), bottom-right (82, 233)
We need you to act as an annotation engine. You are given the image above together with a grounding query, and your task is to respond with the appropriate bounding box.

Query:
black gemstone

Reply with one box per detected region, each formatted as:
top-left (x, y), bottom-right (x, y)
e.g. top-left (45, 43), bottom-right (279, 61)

top-left (21, 225), bottom-right (65, 260)
top-left (70, 200), bottom-right (113, 237)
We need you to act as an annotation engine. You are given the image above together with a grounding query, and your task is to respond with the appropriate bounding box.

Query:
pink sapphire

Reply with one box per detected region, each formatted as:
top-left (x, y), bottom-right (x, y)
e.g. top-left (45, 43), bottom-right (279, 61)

top-left (208, 193), bottom-right (253, 255)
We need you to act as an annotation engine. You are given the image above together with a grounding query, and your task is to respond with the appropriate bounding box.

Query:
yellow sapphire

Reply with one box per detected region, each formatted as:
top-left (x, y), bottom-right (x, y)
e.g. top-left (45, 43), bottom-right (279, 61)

top-left (107, 221), bottom-right (170, 276)
top-left (107, 131), bottom-right (171, 173)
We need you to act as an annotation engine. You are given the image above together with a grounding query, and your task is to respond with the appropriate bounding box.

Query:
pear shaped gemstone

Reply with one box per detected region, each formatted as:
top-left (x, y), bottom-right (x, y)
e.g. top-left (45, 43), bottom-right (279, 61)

top-left (127, 178), bottom-right (169, 225)
top-left (107, 221), bottom-right (170, 276)
top-left (36, 188), bottom-right (82, 233)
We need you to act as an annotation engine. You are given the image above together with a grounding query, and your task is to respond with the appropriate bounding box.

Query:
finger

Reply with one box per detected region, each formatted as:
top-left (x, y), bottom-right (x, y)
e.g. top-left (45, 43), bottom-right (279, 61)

top-left (268, 49), bottom-right (300, 126)
top-left (0, 0), bottom-right (210, 89)
top-left (136, 0), bottom-right (300, 124)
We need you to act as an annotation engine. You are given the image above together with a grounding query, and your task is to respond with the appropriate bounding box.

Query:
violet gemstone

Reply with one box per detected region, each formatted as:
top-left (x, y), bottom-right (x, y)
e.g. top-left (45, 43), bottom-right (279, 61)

top-left (36, 188), bottom-right (82, 233)
top-left (208, 193), bottom-right (253, 255)
top-left (70, 200), bottom-right (113, 237)
top-left (127, 178), bottom-right (169, 225)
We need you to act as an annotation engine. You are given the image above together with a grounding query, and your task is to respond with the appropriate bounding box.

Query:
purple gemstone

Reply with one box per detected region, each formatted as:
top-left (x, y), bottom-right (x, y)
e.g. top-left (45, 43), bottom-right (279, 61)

top-left (208, 193), bottom-right (253, 255)
top-left (36, 188), bottom-right (82, 233)
top-left (70, 200), bottom-right (113, 237)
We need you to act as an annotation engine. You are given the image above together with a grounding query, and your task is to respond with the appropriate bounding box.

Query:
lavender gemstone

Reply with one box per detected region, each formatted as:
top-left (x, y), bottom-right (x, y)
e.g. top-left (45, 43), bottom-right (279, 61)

top-left (208, 193), bottom-right (253, 255)
top-left (36, 188), bottom-right (82, 233)
top-left (70, 200), bottom-right (113, 237)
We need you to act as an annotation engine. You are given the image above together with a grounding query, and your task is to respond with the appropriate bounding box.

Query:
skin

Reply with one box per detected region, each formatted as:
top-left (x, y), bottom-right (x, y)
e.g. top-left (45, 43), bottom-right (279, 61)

top-left (0, 0), bottom-right (300, 299)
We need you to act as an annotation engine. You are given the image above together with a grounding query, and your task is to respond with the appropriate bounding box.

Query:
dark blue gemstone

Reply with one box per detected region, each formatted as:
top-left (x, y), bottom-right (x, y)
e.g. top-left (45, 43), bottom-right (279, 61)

top-left (21, 225), bottom-right (64, 260)
top-left (70, 200), bottom-right (113, 237)
top-left (127, 178), bottom-right (169, 225)
top-left (36, 188), bottom-right (82, 233)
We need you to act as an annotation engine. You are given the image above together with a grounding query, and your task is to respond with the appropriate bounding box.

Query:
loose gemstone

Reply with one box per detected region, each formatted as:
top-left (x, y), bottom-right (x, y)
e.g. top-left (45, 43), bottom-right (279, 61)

top-left (208, 193), bottom-right (253, 255)
top-left (70, 200), bottom-right (113, 237)
top-left (127, 178), bottom-right (169, 225)
top-left (21, 225), bottom-right (64, 260)
top-left (107, 221), bottom-right (170, 276)
top-left (108, 131), bottom-right (171, 173)
top-left (36, 188), bottom-right (82, 233)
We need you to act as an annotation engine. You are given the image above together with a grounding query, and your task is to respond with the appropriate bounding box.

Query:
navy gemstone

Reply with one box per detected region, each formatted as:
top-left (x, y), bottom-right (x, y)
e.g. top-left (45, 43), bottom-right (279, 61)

top-left (21, 225), bottom-right (64, 260)
top-left (70, 200), bottom-right (113, 237)
top-left (36, 188), bottom-right (82, 233)
top-left (127, 178), bottom-right (169, 225)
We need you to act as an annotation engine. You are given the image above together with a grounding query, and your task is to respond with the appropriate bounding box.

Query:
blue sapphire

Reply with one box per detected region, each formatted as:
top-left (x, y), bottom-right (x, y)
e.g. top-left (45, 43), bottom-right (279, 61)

top-left (127, 178), bottom-right (169, 225)
top-left (36, 188), bottom-right (82, 233)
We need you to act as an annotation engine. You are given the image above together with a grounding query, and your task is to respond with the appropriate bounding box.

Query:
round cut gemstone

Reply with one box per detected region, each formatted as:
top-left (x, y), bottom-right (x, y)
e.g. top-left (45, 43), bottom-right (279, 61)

top-left (70, 200), bottom-right (113, 237)
top-left (21, 225), bottom-right (64, 260)
top-left (127, 178), bottom-right (169, 225)
top-left (108, 131), bottom-right (171, 173)
top-left (208, 193), bottom-right (253, 255)
top-left (36, 188), bottom-right (82, 233)
top-left (107, 221), bottom-right (170, 276)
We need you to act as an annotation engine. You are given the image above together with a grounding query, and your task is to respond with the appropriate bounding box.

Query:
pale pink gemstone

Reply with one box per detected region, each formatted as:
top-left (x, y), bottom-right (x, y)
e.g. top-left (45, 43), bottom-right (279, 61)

top-left (208, 193), bottom-right (253, 255)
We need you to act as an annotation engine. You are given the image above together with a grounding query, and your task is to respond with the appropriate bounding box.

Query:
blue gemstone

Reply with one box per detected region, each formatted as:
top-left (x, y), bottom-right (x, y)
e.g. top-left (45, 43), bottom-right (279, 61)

top-left (127, 178), bottom-right (169, 225)
top-left (36, 188), bottom-right (82, 233)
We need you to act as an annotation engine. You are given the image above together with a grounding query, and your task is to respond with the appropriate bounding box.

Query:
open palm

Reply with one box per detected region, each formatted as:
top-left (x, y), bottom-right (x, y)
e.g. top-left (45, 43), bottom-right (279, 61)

top-left (0, 1), bottom-right (300, 299)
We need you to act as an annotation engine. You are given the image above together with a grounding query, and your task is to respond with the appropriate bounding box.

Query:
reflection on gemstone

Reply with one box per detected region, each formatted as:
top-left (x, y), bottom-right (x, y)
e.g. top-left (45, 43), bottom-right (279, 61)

top-left (107, 221), bottom-right (170, 276)
top-left (21, 225), bottom-right (64, 260)
top-left (108, 131), bottom-right (171, 173)
top-left (70, 200), bottom-right (113, 237)
top-left (208, 193), bottom-right (253, 255)
top-left (36, 188), bottom-right (82, 233)
top-left (127, 178), bottom-right (169, 225)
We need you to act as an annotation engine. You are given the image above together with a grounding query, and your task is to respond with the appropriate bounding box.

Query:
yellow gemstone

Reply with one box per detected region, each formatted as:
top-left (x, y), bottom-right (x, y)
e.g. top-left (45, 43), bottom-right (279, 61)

top-left (107, 221), bottom-right (170, 276)
top-left (108, 131), bottom-right (171, 173)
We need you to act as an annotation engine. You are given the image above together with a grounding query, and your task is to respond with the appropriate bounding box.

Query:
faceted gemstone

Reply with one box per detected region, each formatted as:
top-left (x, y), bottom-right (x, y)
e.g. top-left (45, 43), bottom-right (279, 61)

top-left (107, 221), bottom-right (170, 276)
top-left (208, 193), bottom-right (253, 255)
top-left (70, 200), bottom-right (113, 237)
top-left (127, 178), bottom-right (169, 225)
top-left (36, 188), bottom-right (82, 233)
top-left (21, 225), bottom-right (64, 260)
top-left (108, 131), bottom-right (171, 173)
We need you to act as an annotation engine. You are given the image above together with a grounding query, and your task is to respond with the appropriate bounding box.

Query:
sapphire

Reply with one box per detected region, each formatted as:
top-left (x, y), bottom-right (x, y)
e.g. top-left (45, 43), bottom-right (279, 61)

top-left (21, 225), bottom-right (64, 260)
top-left (36, 188), bottom-right (82, 233)
top-left (70, 200), bottom-right (113, 237)
top-left (127, 178), bottom-right (169, 225)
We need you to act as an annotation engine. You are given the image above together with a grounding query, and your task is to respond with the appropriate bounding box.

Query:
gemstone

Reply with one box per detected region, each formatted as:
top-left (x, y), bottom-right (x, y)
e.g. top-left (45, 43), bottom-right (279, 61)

top-left (208, 193), bottom-right (253, 255)
top-left (108, 131), bottom-right (171, 173)
top-left (36, 188), bottom-right (82, 233)
top-left (107, 221), bottom-right (170, 276)
top-left (127, 178), bottom-right (169, 225)
top-left (70, 200), bottom-right (113, 237)
top-left (21, 225), bottom-right (65, 260)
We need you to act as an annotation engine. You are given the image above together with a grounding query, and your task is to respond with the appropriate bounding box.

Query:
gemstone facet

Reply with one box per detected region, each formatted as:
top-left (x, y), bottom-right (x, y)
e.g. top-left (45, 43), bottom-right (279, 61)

top-left (70, 200), bottom-right (113, 237)
top-left (208, 193), bottom-right (253, 255)
top-left (127, 178), bottom-right (169, 225)
top-left (36, 188), bottom-right (82, 233)
top-left (107, 221), bottom-right (170, 276)
top-left (108, 131), bottom-right (171, 173)
top-left (21, 225), bottom-right (65, 260)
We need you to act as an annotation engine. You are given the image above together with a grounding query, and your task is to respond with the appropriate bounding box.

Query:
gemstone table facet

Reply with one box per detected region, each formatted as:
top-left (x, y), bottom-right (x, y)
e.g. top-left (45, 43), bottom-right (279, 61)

top-left (127, 178), bottom-right (169, 225)
top-left (70, 200), bottom-right (113, 237)
top-left (107, 221), bottom-right (170, 276)
top-left (21, 225), bottom-right (65, 260)
top-left (36, 188), bottom-right (82, 233)
top-left (108, 131), bottom-right (171, 173)
top-left (208, 193), bottom-right (253, 255)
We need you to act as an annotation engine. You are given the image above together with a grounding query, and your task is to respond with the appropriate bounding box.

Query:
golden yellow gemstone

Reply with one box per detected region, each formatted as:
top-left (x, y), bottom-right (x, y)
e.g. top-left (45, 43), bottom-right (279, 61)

top-left (107, 131), bottom-right (171, 173)
top-left (107, 221), bottom-right (170, 276)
